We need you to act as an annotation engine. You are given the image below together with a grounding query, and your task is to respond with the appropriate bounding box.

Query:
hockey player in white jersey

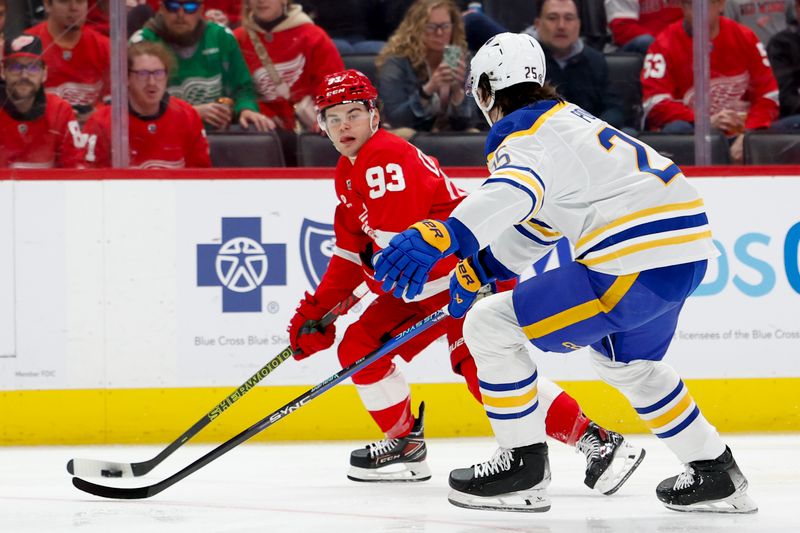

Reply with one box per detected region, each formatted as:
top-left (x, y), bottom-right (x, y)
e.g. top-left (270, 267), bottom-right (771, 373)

top-left (374, 32), bottom-right (757, 514)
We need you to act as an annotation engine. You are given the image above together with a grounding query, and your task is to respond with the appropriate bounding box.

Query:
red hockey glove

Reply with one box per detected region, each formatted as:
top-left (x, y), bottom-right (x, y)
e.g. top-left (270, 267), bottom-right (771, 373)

top-left (287, 292), bottom-right (337, 360)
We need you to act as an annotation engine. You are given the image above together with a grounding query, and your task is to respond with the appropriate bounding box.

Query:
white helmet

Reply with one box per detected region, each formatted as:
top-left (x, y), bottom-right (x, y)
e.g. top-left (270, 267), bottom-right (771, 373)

top-left (467, 32), bottom-right (547, 125)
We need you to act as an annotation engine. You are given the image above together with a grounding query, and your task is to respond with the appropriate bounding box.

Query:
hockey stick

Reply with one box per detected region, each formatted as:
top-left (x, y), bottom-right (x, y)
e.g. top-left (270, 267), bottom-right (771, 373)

top-left (72, 307), bottom-right (447, 499)
top-left (67, 282), bottom-right (370, 479)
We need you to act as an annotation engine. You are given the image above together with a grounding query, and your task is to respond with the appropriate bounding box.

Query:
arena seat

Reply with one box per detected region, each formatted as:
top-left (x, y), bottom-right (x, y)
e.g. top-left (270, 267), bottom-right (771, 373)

top-left (297, 132), bottom-right (341, 167)
top-left (410, 132), bottom-right (488, 167)
top-left (342, 54), bottom-right (380, 86)
top-left (744, 132), bottom-right (800, 164)
top-left (207, 131), bottom-right (285, 167)
top-left (579, 0), bottom-right (610, 50)
top-left (635, 133), bottom-right (731, 166)
top-left (605, 52), bottom-right (644, 131)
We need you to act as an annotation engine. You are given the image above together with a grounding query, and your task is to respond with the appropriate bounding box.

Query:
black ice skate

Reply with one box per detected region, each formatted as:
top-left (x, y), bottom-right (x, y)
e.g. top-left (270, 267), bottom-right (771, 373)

top-left (347, 402), bottom-right (430, 482)
top-left (656, 446), bottom-right (757, 513)
top-left (448, 442), bottom-right (551, 512)
top-left (576, 422), bottom-right (646, 495)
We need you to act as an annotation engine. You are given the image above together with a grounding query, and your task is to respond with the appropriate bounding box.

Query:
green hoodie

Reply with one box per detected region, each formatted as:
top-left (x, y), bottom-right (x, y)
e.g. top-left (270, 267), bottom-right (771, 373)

top-left (132, 21), bottom-right (258, 115)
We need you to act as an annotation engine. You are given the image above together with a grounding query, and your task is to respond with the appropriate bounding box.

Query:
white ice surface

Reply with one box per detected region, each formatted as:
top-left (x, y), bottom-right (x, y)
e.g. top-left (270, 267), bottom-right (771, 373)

top-left (1, 434), bottom-right (797, 532)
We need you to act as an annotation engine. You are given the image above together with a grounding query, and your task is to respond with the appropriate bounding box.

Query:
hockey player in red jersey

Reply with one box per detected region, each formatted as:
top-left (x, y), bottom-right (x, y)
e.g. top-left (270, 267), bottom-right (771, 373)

top-left (1, 35), bottom-right (85, 169)
top-left (287, 69), bottom-right (644, 492)
top-left (641, 0), bottom-right (779, 162)
top-left (25, 0), bottom-right (111, 121)
top-left (83, 41), bottom-right (211, 168)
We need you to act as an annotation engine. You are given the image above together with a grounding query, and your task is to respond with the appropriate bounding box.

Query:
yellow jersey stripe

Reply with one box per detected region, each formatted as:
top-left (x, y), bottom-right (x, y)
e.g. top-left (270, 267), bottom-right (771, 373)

top-left (526, 221), bottom-right (561, 238)
top-left (482, 385), bottom-right (538, 408)
top-left (575, 199), bottom-right (706, 250)
top-left (522, 273), bottom-right (638, 339)
top-left (577, 230), bottom-right (713, 267)
top-left (488, 102), bottom-right (567, 163)
top-left (493, 169), bottom-right (545, 200)
top-left (644, 393), bottom-right (694, 429)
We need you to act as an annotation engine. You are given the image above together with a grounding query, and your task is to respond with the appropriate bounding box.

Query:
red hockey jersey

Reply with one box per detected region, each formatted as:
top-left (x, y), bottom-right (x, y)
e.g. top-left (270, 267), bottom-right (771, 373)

top-left (605, 0), bottom-right (683, 46)
top-left (234, 8), bottom-right (344, 130)
top-left (312, 129), bottom-right (466, 310)
top-left (83, 97), bottom-right (211, 168)
top-left (641, 17), bottom-right (779, 132)
top-left (25, 22), bottom-right (110, 108)
top-left (0, 93), bottom-right (85, 168)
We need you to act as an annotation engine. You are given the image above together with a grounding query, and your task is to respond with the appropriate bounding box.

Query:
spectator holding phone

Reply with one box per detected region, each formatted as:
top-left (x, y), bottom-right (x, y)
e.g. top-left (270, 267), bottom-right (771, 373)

top-left (376, 0), bottom-right (473, 132)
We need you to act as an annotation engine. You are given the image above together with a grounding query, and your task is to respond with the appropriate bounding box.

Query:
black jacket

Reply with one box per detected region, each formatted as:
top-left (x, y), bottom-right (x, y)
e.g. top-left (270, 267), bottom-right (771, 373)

top-left (767, 25), bottom-right (800, 117)
top-left (543, 43), bottom-right (626, 129)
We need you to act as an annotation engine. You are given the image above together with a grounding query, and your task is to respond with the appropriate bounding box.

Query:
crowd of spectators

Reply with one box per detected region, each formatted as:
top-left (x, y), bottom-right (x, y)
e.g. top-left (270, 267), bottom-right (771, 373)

top-left (1, 0), bottom-right (798, 169)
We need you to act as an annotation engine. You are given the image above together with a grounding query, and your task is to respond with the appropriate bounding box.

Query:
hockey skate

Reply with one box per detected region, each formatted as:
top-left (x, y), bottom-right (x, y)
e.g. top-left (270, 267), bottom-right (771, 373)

top-left (576, 422), bottom-right (645, 495)
top-left (448, 442), bottom-right (551, 512)
top-left (347, 402), bottom-right (431, 482)
top-left (656, 446), bottom-right (758, 514)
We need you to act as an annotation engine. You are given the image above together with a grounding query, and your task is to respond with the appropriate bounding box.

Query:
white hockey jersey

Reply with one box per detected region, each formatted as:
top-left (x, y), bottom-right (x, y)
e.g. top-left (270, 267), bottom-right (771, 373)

top-left (449, 100), bottom-right (719, 276)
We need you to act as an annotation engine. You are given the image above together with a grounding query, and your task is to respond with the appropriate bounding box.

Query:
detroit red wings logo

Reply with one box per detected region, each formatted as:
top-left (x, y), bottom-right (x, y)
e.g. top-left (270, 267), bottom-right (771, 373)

top-left (253, 54), bottom-right (305, 101)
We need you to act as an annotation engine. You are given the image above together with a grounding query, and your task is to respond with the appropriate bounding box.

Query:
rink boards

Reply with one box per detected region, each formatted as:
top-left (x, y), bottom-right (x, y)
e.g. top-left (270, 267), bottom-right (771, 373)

top-left (1, 167), bottom-right (799, 444)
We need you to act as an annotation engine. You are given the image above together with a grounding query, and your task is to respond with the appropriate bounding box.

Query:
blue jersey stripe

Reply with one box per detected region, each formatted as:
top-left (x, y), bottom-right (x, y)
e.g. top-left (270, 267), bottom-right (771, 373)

top-left (655, 405), bottom-right (700, 438)
top-left (578, 214), bottom-right (710, 259)
top-left (515, 224), bottom-right (558, 246)
top-left (494, 164), bottom-right (547, 195)
top-left (484, 177), bottom-right (540, 220)
top-left (486, 400), bottom-right (539, 420)
top-left (479, 369), bottom-right (538, 392)
top-left (636, 381), bottom-right (684, 415)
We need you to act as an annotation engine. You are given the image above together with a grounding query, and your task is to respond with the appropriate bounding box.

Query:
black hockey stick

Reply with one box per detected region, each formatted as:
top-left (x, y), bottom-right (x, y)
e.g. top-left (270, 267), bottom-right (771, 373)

top-left (67, 282), bottom-right (370, 479)
top-left (72, 307), bottom-right (447, 499)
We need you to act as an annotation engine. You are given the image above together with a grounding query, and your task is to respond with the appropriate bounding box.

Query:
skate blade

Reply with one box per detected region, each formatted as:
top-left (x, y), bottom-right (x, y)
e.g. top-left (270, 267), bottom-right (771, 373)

top-left (596, 444), bottom-right (646, 496)
top-left (664, 491), bottom-right (758, 514)
top-left (447, 488), bottom-right (551, 513)
top-left (347, 461), bottom-right (431, 483)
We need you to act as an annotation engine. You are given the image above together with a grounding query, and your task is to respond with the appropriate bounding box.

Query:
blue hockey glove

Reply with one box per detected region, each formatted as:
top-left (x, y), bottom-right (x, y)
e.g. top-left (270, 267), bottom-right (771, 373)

top-left (448, 254), bottom-right (494, 319)
top-left (374, 219), bottom-right (458, 299)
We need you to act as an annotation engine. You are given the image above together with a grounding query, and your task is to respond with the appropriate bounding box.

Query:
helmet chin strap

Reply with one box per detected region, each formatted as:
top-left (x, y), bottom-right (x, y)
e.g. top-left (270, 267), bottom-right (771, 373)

top-left (369, 109), bottom-right (378, 134)
top-left (477, 94), bottom-right (497, 126)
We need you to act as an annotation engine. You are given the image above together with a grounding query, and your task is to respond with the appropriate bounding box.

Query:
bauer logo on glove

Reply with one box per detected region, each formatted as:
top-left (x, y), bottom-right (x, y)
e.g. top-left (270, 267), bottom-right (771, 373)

top-left (456, 260), bottom-right (479, 289)
top-left (410, 220), bottom-right (453, 252)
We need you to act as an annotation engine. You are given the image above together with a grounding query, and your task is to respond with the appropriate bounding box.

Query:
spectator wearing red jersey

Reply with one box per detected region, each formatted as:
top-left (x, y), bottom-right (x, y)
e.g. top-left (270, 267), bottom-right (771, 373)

top-left (86, 0), bottom-right (109, 35)
top-left (83, 41), bottom-right (210, 168)
top-left (641, 0), bottom-right (780, 162)
top-left (605, 0), bottom-right (684, 54)
top-left (1, 34), bottom-right (85, 168)
top-left (233, 0), bottom-right (344, 132)
top-left (25, 0), bottom-right (110, 123)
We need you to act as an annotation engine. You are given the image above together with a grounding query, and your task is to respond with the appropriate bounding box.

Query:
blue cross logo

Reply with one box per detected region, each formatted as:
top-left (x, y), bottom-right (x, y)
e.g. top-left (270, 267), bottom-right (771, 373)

top-left (197, 217), bottom-right (287, 312)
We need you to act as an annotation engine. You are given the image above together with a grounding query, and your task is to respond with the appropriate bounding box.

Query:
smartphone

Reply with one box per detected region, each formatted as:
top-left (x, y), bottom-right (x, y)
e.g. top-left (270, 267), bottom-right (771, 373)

top-left (443, 45), bottom-right (462, 70)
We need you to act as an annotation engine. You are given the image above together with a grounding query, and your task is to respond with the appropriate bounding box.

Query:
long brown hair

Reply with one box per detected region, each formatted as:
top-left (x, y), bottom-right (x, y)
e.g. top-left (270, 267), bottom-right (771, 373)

top-left (477, 74), bottom-right (563, 117)
top-left (376, 0), bottom-right (467, 81)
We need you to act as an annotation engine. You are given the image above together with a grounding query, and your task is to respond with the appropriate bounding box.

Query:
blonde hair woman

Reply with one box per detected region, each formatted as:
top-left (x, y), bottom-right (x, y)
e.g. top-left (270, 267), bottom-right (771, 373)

top-left (376, 0), bottom-right (473, 131)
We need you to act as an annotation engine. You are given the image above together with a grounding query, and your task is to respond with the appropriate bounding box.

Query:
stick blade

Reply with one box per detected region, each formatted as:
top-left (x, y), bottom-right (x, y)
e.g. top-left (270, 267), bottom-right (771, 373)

top-left (72, 476), bottom-right (156, 500)
top-left (67, 458), bottom-right (135, 478)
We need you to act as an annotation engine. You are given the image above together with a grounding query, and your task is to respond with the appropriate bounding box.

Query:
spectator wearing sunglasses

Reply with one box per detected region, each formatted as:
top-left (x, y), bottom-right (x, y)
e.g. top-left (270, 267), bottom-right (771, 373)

top-left (82, 41), bottom-right (211, 168)
top-left (233, 0), bottom-right (344, 132)
top-left (24, 0), bottom-right (111, 124)
top-left (376, 0), bottom-right (473, 133)
top-left (132, 0), bottom-right (274, 132)
top-left (1, 35), bottom-right (86, 168)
